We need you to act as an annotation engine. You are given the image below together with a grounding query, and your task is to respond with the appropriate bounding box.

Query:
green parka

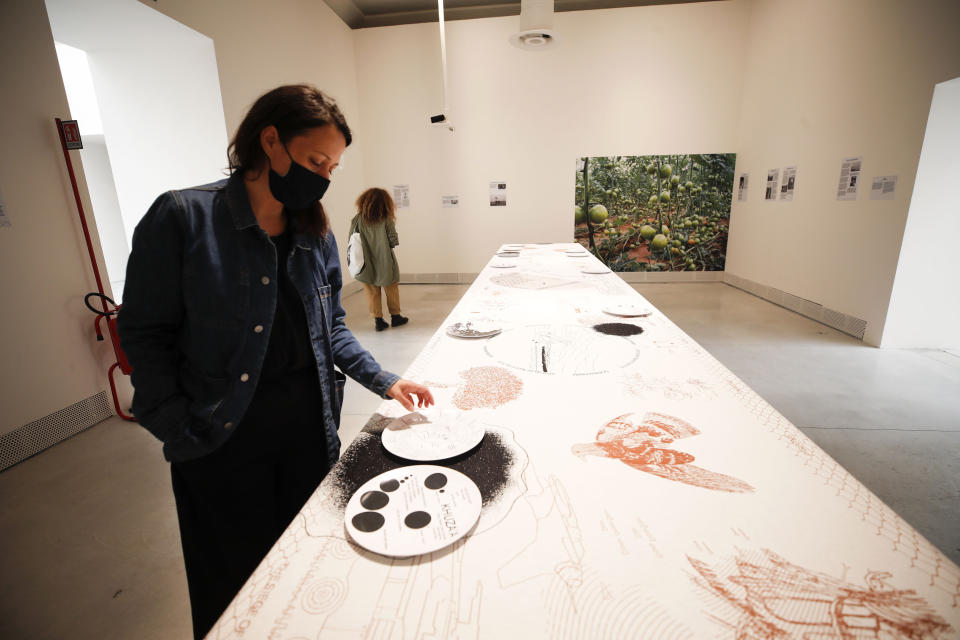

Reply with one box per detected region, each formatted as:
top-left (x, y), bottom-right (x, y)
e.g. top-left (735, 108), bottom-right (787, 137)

top-left (349, 214), bottom-right (400, 287)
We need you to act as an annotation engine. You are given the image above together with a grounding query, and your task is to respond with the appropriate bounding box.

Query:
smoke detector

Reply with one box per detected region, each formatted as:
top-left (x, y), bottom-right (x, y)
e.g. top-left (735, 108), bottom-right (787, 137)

top-left (509, 0), bottom-right (557, 51)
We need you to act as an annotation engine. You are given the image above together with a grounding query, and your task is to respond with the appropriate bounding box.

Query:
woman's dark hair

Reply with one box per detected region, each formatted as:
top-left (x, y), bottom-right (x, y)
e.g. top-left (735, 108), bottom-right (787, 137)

top-left (228, 84), bottom-right (352, 236)
top-left (356, 188), bottom-right (396, 226)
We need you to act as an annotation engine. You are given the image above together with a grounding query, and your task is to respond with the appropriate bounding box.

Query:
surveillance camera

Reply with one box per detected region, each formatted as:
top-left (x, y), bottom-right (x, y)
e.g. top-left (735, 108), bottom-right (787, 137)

top-left (430, 114), bottom-right (455, 131)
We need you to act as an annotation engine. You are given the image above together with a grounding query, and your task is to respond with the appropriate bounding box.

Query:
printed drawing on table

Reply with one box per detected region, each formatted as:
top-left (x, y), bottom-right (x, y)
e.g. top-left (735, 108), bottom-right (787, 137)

top-left (571, 412), bottom-right (753, 493)
top-left (688, 547), bottom-right (955, 639)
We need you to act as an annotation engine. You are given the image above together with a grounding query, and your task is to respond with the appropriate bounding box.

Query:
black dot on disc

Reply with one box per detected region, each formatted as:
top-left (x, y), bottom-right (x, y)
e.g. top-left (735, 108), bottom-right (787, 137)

top-left (404, 511), bottom-right (432, 529)
top-left (439, 489), bottom-right (445, 493)
top-left (360, 491), bottom-right (389, 510)
top-left (379, 479), bottom-right (400, 492)
top-left (424, 472), bottom-right (448, 490)
top-left (351, 511), bottom-right (385, 533)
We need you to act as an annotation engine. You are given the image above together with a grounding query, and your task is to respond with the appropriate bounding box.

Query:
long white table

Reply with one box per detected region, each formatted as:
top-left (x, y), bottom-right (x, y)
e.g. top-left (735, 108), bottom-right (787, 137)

top-left (209, 244), bottom-right (960, 639)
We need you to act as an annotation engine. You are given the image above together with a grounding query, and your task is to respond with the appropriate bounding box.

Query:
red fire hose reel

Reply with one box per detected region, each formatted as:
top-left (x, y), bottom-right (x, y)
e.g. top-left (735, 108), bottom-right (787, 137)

top-left (56, 118), bottom-right (135, 422)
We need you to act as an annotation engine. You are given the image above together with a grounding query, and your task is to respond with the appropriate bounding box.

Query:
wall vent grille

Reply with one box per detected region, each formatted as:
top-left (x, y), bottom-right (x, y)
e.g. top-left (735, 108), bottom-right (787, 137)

top-left (723, 274), bottom-right (867, 341)
top-left (0, 392), bottom-right (112, 472)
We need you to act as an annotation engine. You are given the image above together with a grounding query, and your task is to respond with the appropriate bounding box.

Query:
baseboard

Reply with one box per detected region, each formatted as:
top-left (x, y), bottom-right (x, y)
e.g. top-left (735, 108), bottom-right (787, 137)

top-left (0, 391), bottom-right (113, 472)
top-left (724, 273), bottom-right (867, 340)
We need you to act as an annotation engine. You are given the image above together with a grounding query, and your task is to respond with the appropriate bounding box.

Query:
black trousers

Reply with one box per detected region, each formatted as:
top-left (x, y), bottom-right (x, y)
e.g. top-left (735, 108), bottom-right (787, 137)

top-left (170, 370), bottom-right (330, 639)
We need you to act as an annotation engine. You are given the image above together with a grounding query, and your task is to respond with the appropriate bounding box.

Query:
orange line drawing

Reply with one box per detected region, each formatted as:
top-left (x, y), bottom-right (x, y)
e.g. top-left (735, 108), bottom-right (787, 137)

top-left (695, 349), bottom-right (960, 606)
top-left (620, 373), bottom-right (715, 400)
top-left (453, 366), bottom-right (524, 410)
top-left (688, 547), bottom-right (955, 639)
top-left (571, 412), bottom-right (754, 493)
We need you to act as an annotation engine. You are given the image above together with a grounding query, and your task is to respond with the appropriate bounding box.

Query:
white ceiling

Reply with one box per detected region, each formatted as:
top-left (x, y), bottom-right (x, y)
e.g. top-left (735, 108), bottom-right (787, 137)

top-left (324, 0), bottom-right (722, 29)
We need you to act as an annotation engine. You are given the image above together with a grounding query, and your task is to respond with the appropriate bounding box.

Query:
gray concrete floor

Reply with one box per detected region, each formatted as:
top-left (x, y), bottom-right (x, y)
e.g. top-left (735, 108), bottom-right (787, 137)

top-left (1, 282), bottom-right (957, 639)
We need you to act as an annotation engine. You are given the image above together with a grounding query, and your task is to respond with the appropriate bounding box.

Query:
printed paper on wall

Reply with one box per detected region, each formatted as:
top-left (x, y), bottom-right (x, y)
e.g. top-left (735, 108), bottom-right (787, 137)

top-left (837, 156), bottom-right (862, 200)
top-left (869, 175), bottom-right (898, 200)
top-left (489, 182), bottom-right (507, 207)
top-left (779, 166), bottom-right (797, 201)
top-left (393, 185), bottom-right (410, 209)
top-left (765, 168), bottom-right (779, 201)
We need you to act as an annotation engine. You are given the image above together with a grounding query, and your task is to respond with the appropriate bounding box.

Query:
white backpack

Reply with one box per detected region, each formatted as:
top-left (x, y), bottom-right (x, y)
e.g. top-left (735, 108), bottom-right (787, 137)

top-left (346, 230), bottom-right (364, 277)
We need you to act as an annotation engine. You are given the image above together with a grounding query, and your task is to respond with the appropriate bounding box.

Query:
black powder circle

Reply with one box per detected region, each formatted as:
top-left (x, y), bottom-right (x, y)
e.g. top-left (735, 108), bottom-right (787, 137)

top-left (424, 473), bottom-right (448, 490)
top-left (379, 479), bottom-right (400, 492)
top-left (404, 511), bottom-right (432, 529)
top-left (329, 414), bottom-right (516, 510)
top-left (593, 322), bottom-right (644, 337)
top-left (351, 511), bottom-right (384, 532)
top-left (360, 490), bottom-right (389, 510)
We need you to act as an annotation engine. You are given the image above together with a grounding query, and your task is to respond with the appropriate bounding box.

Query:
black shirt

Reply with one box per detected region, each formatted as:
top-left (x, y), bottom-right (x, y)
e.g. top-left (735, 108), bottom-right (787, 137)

top-left (259, 228), bottom-right (315, 383)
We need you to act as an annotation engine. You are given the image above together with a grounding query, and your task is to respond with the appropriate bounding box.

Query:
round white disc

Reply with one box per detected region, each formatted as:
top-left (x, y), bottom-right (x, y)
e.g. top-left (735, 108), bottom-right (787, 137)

top-left (344, 465), bottom-right (482, 557)
top-left (382, 409), bottom-right (486, 460)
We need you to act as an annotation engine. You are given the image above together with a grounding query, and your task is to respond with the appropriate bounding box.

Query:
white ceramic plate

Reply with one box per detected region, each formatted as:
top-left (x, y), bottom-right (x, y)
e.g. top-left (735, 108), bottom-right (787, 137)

top-left (602, 302), bottom-right (653, 317)
top-left (344, 465), bottom-right (481, 557)
top-left (566, 253), bottom-right (589, 258)
top-left (445, 318), bottom-right (502, 339)
top-left (582, 266), bottom-right (612, 274)
top-left (489, 262), bottom-right (517, 268)
top-left (382, 409), bottom-right (486, 460)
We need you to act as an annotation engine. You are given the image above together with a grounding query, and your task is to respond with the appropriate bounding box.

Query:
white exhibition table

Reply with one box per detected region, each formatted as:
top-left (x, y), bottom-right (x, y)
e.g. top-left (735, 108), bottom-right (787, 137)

top-left (209, 244), bottom-right (960, 639)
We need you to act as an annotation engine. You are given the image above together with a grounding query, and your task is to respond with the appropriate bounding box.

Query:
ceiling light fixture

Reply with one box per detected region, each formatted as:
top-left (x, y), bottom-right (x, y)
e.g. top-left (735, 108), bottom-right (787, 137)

top-left (509, 0), bottom-right (558, 51)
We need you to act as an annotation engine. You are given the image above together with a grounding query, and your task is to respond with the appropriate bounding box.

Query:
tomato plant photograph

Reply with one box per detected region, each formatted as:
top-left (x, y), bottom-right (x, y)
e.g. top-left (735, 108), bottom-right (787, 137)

top-left (575, 153), bottom-right (736, 271)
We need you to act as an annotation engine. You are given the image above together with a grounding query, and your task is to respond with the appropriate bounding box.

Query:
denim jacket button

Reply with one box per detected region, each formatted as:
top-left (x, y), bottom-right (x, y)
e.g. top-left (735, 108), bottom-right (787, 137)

top-left (254, 325), bottom-right (264, 333)
top-left (261, 276), bottom-right (270, 285)
top-left (240, 373), bottom-right (250, 382)
top-left (223, 421), bottom-right (233, 430)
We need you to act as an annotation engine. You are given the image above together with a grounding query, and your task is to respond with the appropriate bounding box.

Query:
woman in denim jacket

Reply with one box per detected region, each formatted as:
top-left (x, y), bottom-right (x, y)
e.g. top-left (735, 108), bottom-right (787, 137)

top-left (117, 85), bottom-right (433, 639)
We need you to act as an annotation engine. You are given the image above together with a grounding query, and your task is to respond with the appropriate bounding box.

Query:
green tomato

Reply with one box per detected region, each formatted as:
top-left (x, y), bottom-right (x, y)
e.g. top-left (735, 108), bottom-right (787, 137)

top-left (589, 204), bottom-right (609, 224)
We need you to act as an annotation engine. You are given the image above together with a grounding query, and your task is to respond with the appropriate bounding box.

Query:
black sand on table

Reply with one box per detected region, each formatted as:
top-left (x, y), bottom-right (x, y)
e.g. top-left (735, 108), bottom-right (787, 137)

top-left (592, 322), bottom-right (644, 336)
top-left (329, 414), bottom-right (515, 509)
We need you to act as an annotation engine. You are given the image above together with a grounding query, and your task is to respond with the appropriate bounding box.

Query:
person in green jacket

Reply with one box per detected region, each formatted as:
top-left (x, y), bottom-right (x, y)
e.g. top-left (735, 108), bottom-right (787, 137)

top-left (350, 188), bottom-right (409, 331)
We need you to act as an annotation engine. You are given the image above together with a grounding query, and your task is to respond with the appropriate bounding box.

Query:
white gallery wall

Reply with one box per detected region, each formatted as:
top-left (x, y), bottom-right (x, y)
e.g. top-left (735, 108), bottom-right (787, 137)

top-left (881, 76), bottom-right (960, 349)
top-left (0, 0), bottom-right (114, 436)
top-left (725, 0), bottom-right (960, 345)
top-left (353, 1), bottom-right (751, 275)
top-left (139, 0), bottom-right (371, 271)
top-left (47, 0), bottom-right (229, 268)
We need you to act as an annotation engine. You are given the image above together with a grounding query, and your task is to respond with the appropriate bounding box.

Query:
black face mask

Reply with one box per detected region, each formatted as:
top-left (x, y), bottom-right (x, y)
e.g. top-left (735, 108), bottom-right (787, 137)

top-left (268, 145), bottom-right (330, 209)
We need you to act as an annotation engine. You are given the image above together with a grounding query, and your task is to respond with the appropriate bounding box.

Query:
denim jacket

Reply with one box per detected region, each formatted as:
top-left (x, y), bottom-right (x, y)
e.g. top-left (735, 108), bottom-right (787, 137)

top-left (117, 173), bottom-right (400, 464)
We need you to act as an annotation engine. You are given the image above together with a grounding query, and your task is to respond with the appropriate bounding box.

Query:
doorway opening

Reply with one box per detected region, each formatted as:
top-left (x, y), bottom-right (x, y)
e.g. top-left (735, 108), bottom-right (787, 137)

top-left (46, 0), bottom-right (229, 302)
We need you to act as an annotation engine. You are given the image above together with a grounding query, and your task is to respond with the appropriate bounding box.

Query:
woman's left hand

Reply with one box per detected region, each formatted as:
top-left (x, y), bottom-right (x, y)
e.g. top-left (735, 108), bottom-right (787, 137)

top-left (387, 379), bottom-right (435, 412)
